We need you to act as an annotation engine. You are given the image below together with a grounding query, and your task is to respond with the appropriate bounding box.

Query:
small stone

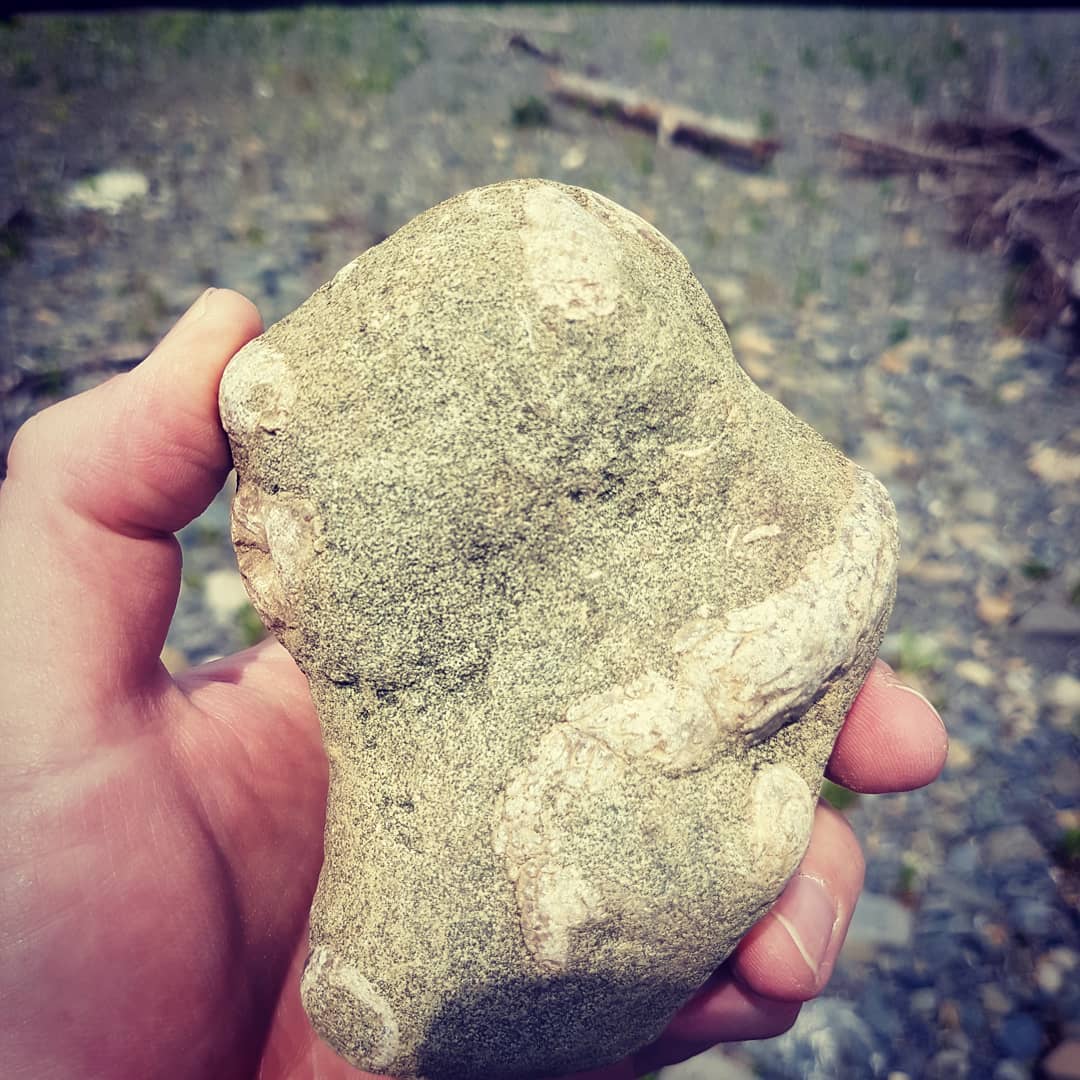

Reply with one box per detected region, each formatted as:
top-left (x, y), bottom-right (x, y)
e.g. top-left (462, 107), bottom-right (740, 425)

top-left (160, 644), bottom-right (188, 674)
top-left (1044, 1039), bottom-right (1080, 1080)
top-left (996, 1012), bottom-right (1043, 1060)
top-left (559, 145), bottom-right (586, 171)
top-left (997, 380), bottom-right (1026, 403)
top-left (1029, 445), bottom-right (1080, 486)
top-left (659, 1049), bottom-right (758, 1080)
top-left (911, 988), bottom-right (937, 1014)
top-left (1016, 601), bottom-right (1080, 638)
top-left (955, 659), bottom-right (995, 688)
top-left (984, 825), bottom-right (1046, 864)
top-left (842, 893), bottom-right (914, 961)
top-left (981, 984), bottom-right (1012, 1014)
top-left (65, 168), bottom-right (149, 213)
top-left (203, 568), bottom-right (253, 624)
top-left (976, 590), bottom-right (1014, 626)
top-left (1035, 954), bottom-right (1065, 994)
top-left (220, 180), bottom-right (900, 1078)
top-left (946, 738), bottom-right (975, 772)
top-left (1046, 674), bottom-right (1080, 712)
top-left (993, 1061), bottom-right (1029, 1080)
top-left (990, 337), bottom-right (1028, 363)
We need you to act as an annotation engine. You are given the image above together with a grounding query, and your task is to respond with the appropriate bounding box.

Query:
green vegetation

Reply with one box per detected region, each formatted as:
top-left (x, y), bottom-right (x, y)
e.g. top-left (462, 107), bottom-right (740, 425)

top-left (903, 58), bottom-right (928, 106)
top-left (1054, 827), bottom-right (1080, 867)
top-left (798, 44), bottom-right (819, 70)
top-left (1020, 559), bottom-right (1053, 581)
top-left (843, 34), bottom-right (878, 82)
top-left (1, 9), bottom-right (428, 99)
top-left (887, 318), bottom-right (911, 346)
top-left (895, 856), bottom-right (921, 900)
top-left (236, 602), bottom-right (268, 647)
top-left (510, 95), bottom-right (552, 129)
top-left (793, 265), bottom-right (821, 308)
top-left (849, 257), bottom-right (871, 278)
top-left (895, 627), bottom-right (945, 676)
top-left (758, 108), bottom-right (777, 137)
top-left (820, 780), bottom-right (860, 812)
top-left (642, 31), bottom-right (671, 65)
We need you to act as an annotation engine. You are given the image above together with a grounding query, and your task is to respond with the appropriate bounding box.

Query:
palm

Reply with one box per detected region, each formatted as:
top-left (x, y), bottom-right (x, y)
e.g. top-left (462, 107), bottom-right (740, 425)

top-left (1, 290), bottom-right (946, 1080)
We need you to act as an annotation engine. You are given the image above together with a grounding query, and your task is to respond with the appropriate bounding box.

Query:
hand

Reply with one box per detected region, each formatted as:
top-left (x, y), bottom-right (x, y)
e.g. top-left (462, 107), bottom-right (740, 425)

top-left (0, 290), bottom-right (947, 1080)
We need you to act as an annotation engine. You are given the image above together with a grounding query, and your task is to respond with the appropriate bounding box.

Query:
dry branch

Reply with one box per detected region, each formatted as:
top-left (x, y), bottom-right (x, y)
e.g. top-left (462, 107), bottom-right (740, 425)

top-left (547, 69), bottom-right (781, 167)
top-left (832, 111), bottom-right (1080, 350)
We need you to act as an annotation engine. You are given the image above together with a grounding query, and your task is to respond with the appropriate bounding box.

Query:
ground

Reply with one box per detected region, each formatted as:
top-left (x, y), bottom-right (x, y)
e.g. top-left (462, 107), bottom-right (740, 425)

top-left (1, 7), bottom-right (1079, 1079)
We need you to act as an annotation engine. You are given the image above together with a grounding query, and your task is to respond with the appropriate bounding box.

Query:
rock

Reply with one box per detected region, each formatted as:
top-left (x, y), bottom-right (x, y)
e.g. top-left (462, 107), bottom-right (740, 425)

top-left (995, 1012), bottom-right (1043, 1060)
top-left (64, 168), bottom-right (149, 214)
top-left (203, 568), bottom-right (252, 623)
top-left (842, 892), bottom-right (915, 961)
top-left (219, 179), bottom-right (899, 1079)
top-left (1016, 600), bottom-right (1080, 637)
top-left (659, 1049), bottom-right (758, 1080)
top-left (983, 824), bottom-right (1046, 864)
top-left (1044, 1040), bottom-right (1080, 1080)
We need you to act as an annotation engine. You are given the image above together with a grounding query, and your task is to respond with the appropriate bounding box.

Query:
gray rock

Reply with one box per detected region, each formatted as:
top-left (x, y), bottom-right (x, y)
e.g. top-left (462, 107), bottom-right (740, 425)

top-left (220, 179), bottom-right (899, 1079)
top-left (841, 892), bottom-right (915, 961)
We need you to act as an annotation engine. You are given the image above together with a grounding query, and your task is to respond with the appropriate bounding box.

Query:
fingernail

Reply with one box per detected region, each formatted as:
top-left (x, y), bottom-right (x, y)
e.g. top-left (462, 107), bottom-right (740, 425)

top-left (177, 287), bottom-right (215, 329)
top-left (880, 666), bottom-right (946, 728)
top-left (771, 874), bottom-right (837, 985)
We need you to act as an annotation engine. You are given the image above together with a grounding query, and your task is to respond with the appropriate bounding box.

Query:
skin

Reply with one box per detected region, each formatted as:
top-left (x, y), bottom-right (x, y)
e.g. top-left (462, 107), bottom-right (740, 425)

top-left (0, 289), bottom-right (948, 1080)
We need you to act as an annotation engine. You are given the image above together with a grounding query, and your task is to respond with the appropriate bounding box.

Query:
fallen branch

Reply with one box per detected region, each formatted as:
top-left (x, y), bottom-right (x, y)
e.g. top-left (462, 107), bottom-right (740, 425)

top-left (547, 69), bottom-right (781, 167)
top-left (507, 32), bottom-right (562, 66)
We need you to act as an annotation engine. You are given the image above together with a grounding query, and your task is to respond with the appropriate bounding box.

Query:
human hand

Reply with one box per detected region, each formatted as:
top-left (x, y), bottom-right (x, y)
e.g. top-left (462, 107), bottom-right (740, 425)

top-left (0, 289), bottom-right (947, 1080)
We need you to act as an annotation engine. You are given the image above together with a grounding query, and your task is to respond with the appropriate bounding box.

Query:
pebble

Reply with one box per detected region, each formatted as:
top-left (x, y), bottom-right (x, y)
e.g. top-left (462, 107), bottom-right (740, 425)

top-left (841, 893), bottom-right (914, 961)
top-left (64, 168), bottom-right (149, 213)
top-left (203, 568), bottom-right (252, 624)
top-left (984, 825), bottom-right (1046, 864)
top-left (996, 1012), bottom-right (1044, 1060)
top-left (1044, 1040), bottom-right (1080, 1080)
top-left (658, 1050), bottom-right (757, 1080)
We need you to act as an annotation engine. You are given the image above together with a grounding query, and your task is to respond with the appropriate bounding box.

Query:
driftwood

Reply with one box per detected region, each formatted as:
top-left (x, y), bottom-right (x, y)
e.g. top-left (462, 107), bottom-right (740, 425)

top-left (832, 32), bottom-right (1080, 351)
top-left (547, 69), bottom-right (781, 168)
top-left (507, 32), bottom-right (563, 66)
top-left (833, 115), bottom-right (1080, 347)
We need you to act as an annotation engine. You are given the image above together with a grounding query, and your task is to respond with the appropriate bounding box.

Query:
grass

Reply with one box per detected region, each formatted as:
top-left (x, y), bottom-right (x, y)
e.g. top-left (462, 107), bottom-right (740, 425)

top-left (1020, 559), bottom-right (1053, 581)
top-left (3, 9), bottom-right (428, 98)
top-left (895, 627), bottom-right (945, 675)
top-left (821, 780), bottom-right (860, 812)
top-left (887, 318), bottom-right (911, 346)
top-left (510, 95), bottom-right (551, 129)
top-left (642, 31), bottom-right (671, 66)
top-left (843, 34), bottom-right (878, 82)
top-left (895, 856), bottom-right (921, 902)
top-left (236, 602), bottom-right (268, 647)
top-left (793, 265), bottom-right (821, 308)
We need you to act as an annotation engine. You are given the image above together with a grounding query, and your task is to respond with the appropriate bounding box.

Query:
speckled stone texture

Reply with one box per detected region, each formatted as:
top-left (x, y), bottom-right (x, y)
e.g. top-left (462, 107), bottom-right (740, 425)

top-left (219, 179), bottom-right (899, 1079)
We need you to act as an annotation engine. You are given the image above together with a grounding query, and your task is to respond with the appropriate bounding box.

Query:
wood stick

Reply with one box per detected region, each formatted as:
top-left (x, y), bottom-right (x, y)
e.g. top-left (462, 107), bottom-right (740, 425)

top-left (547, 69), bottom-right (781, 167)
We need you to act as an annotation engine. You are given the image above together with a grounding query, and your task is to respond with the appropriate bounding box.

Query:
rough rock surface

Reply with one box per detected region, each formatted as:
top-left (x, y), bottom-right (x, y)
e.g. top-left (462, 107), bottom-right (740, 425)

top-left (219, 178), bottom-right (899, 1079)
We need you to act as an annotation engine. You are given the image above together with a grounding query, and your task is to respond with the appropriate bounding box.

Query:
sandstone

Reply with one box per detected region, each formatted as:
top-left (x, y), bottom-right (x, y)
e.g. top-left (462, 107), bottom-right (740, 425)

top-left (220, 179), bottom-right (898, 1078)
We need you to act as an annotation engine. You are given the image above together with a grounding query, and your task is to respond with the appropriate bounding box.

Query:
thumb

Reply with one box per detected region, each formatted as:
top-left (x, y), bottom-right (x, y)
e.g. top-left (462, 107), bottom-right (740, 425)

top-left (0, 289), bottom-right (262, 754)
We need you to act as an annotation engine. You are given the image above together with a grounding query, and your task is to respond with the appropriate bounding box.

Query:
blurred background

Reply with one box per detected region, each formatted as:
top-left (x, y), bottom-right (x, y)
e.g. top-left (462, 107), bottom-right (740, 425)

top-left (1, 7), bottom-right (1078, 1079)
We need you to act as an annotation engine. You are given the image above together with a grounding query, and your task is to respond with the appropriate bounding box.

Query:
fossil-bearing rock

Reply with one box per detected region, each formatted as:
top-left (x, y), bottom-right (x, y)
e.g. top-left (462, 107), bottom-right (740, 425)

top-left (219, 179), bottom-right (899, 1079)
